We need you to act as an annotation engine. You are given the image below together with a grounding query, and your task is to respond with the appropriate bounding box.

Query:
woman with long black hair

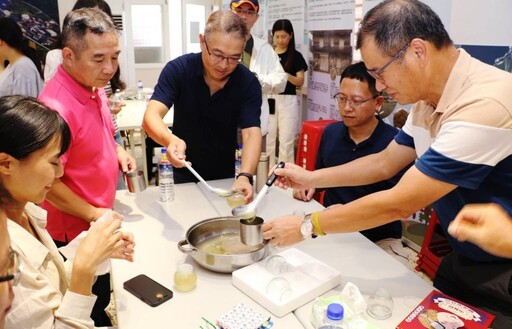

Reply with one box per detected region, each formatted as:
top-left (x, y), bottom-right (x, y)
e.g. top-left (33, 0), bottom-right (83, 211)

top-left (267, 19), bottom-right (308, 165)
top-left (0, 95), bottom-right (134, 328)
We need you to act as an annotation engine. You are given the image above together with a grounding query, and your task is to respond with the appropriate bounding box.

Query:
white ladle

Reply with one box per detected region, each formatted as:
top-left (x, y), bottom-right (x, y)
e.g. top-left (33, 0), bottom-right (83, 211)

top-left (183, 161), bottom-right (237, 197)
top-left (232, 162), bottom-right (285, 219)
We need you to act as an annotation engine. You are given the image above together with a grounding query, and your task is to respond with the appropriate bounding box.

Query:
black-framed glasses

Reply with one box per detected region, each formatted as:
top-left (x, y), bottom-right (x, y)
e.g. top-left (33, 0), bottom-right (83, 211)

top-left (204, 40), bottom-right (243, 66)
top-left (333, 93), bottom-right (378, 108)
top-left (367, 42), bottom-right (410, 81)
top-left (0, 248), bottom-right (21, 286)
top-left (232, 7), bottom-right (257, 16)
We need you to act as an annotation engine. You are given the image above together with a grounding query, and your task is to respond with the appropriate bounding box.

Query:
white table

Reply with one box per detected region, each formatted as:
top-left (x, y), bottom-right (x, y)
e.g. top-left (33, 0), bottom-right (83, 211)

top-left (198, 179), bottom-right (433, 327)
top-left (115, 99), bottom-right (173, 184)
top-left (112, 181), bottom-right (433, 328)
top-left (112, 184), bottom-right (304, 328)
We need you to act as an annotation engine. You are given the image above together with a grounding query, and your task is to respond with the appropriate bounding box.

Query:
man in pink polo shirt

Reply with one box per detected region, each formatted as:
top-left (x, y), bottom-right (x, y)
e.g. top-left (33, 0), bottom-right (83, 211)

top-left (38, 8), bottom-right (136, 326)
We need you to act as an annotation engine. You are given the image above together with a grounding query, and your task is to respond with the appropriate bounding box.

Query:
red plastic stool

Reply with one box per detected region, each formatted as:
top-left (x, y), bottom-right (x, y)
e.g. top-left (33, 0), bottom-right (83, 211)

top-left (415, 211), bottom-right (452, 280)
top-left (295, 120), bottom-right (336, 205)
top-left (295, 119), bottom-right (336, 170)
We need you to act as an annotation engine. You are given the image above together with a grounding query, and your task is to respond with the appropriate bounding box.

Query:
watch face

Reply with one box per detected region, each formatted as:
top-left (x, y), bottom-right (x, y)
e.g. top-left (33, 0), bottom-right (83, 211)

top-left (301, 220), bottom-right (313, 236)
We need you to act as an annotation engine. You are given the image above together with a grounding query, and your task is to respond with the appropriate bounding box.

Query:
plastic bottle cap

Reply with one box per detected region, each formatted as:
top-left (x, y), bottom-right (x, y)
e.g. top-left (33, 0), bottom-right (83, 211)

top-left (326, 303), bottom-right (344, 320)
top-left (177, 263), bottom-right (194, 274)
top-left (161, 147), bottom-right (167, 153)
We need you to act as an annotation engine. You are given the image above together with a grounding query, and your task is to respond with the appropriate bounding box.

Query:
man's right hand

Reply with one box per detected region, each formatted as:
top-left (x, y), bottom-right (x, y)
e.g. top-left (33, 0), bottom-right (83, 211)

top-left (166, 137), bottom-right (187, 167)
top-left (272, 162), bottom-right (315, 191)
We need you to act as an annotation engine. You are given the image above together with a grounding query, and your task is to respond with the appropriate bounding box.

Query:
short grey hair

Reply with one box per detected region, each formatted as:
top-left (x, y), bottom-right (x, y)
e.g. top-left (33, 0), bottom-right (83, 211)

top-left (204, 10), bottom-right (248, 41)
top-left (62, 7), bottom-right (117, 54)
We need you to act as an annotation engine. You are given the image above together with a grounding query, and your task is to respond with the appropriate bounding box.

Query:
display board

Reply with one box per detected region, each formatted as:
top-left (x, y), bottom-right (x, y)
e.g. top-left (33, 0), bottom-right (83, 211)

top-left (306, 0), bottom-right (355, 121)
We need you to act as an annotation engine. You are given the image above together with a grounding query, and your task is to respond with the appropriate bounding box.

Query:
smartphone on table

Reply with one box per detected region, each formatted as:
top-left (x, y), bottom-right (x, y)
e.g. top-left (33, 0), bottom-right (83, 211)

top-left (123, 274), bottom-right (173, 307)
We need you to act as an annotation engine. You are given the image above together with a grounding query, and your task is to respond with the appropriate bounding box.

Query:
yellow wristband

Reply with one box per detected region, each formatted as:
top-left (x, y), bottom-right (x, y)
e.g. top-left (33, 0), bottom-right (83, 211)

top-left (312, 212), bottom-right (325, 236)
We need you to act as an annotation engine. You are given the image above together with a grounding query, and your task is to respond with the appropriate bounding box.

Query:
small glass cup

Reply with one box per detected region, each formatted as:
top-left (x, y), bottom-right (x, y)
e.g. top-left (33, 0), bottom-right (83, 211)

top-left (226, 190), bottom-right (246, 208)
top-left (265, 254), bottom-right (289, 275)
top-left (266, 277), bottom-right (293, 303)
top-left (366, 288), bottom-right (393, 320)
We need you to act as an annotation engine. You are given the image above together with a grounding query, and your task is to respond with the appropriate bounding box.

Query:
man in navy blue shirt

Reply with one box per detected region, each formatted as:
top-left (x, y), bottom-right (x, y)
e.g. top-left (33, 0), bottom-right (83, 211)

top-left (143, 10), bottom-right (262, 201)
top-left (294, 62), bottom-right (410, 264)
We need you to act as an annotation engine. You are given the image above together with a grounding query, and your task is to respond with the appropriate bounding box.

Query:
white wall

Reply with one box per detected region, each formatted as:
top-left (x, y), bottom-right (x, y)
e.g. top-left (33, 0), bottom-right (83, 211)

top-left (450, 0), bottom-right (512, 46)
top-left (56, 0), bottom-right (512, 89)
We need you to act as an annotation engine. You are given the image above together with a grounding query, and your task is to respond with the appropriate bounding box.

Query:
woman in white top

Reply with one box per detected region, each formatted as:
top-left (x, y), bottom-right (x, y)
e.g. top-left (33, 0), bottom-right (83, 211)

top-left (0, 18), bottom-right (43, 97)
top-left (0, 95), bottom-right (135, 329)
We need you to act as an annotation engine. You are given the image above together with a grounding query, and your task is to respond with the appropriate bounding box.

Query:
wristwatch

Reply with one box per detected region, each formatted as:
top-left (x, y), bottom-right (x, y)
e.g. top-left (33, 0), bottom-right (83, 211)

top-left (236, 172), bottom-right (253, 185)
top-left (300, 213), bottom-right (317, 239)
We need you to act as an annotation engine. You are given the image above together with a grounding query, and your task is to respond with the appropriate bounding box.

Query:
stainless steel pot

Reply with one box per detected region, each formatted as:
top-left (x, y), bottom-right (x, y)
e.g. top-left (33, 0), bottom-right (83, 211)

top-left (178, 216), bottom-right (268, 273)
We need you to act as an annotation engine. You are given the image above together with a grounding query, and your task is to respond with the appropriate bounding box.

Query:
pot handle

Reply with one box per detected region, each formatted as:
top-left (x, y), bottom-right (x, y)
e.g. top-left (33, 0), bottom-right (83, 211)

top-left (177, 239), bottom-right (197, 254)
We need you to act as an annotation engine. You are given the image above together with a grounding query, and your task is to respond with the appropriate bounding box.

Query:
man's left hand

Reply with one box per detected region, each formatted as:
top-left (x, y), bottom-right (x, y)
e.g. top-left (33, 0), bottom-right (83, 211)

top-left (232, 178), bottom-right (254, 203)
top-left (117, 146), bottom-right (136, 172)
top-left (262, 215), bottom-right (303, 247)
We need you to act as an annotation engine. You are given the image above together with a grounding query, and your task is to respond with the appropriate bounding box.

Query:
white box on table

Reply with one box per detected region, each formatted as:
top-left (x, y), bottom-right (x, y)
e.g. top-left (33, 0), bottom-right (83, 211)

top-left (232, 248), bottom-right (341, 317)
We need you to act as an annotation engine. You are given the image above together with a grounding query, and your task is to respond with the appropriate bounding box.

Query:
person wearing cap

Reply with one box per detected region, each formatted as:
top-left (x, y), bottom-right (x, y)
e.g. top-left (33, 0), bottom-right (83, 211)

top-left (143, 10), bottom-right (262, 202)
top-left (230, 0), bottom-right (287, 143)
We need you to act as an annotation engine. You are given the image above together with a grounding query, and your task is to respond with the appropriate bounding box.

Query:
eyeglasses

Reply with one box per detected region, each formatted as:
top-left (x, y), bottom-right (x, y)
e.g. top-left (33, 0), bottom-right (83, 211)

top-left (367, 42), bottom-right (410, 81)
top-left (232, 7), bottom-right (257, 17)
top-left (204, 40), bottom-right (243, 66)
top-left (0, 248), bottom-right (21, 286)
top-left (333, 93), bottom-right (378, 108)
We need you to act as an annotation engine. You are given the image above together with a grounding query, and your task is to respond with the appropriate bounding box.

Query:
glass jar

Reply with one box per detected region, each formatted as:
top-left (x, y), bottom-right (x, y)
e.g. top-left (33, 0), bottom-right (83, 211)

top-left (173, 263), bottom-right (197, 292)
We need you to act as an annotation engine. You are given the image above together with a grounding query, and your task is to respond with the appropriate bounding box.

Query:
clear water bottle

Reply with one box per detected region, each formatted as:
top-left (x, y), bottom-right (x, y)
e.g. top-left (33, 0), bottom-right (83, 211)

top-left (158, 148), bottom-right (174, 202)
top-left (113, 88), bottom-right (121, 101)
top-left (234, 143), bottom-right (242, 178)
top-left (318, 303), bottom-right (347, 329)
top-left (137, 80), bottom-right (144, 100)
top-left (110, 89), bottom-right (122, 112)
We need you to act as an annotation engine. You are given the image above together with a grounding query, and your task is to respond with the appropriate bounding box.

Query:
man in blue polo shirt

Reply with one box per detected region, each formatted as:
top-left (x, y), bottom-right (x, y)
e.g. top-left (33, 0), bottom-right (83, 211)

top-left (294, 62), bottom-right (410, 264)
top-left (264, 1), bottom-right (512, 326)
top-left (143, 10), bottom-right (262, 201)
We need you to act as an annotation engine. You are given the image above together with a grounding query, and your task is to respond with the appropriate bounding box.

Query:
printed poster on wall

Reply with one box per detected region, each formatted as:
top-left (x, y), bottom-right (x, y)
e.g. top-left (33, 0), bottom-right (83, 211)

top-left (307, 0), bottom-right (355, 121)
top-left (0, 0), bottom-right (60, 60)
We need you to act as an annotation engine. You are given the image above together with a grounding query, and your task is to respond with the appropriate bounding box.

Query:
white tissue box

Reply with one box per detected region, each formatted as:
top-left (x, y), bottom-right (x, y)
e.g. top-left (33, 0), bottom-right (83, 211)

top-left (232, 248), bottom-right (341, 317)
